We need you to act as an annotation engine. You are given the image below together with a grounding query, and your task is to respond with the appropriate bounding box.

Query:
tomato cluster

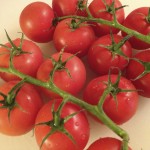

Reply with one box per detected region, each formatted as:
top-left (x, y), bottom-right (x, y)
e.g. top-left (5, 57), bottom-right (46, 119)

top-left (0, 0), bottom-right (150, 150)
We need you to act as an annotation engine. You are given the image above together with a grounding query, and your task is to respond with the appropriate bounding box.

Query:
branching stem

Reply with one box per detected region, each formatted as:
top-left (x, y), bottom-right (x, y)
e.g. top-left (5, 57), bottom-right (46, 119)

top-left (54, 15), bottom-right (150, 44)
top-left (0, 66), bottom-right (129, 150)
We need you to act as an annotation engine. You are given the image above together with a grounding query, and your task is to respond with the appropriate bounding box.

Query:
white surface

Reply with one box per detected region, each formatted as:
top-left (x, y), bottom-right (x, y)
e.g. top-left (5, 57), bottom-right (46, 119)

top-left (0, 0), bottom-right (150, 150)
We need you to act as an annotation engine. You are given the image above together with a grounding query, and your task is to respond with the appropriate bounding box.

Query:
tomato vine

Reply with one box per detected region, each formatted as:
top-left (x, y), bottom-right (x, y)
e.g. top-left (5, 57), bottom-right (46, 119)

top-left (0, 1), bottom-right (150, 150)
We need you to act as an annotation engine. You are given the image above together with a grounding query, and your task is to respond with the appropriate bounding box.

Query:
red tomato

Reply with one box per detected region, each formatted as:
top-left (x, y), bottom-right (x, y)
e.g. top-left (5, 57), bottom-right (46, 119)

top-left (88, 0), bottom-right (125, 36)
top-left (0, 81), bottom-right (43, 136)
top-left (122, 7), bottom-right (150, 50)
top-left (53, 18), bottom-right (96, 57)
top-left (83, 74), bottom-right (139, 124)
top-left (87, 137), bottom-right (132, 150)
top-left (52, 0), bottom-right (87, 17)
top-left (126, 50), bottom-right (150, 98)
top-left (36, 52), bottom-right (86, 98)
top-left (19, 2), bottom-right (55, 43)
top-left (0, 38), bottom-right (43, 81)
top-left (87, 34), bottom-right (132, 75)
top-left (34, 99), bottom-right (90, 150)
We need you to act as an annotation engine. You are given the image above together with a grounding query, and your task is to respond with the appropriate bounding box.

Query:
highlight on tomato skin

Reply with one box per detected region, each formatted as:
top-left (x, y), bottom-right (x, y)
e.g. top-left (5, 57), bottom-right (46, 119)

top-left (34, 99), bottom-right (90, 150)
top-left (19, 1), bottom-right (55, 43)
top-left (87, 137), bottom-right (132, 150)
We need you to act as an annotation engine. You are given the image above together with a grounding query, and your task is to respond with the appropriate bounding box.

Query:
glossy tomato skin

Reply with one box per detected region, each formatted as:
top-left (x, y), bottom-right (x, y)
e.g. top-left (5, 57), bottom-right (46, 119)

top-left (87, 137), bottom-right (132, 150)
top-left (0, 38), bottom-right (43, 81)
top-left (83, 74), bottom-right (139, 124)
top-left (126, 50), bottom-right (150, 98)
top-left (19, 2), bottom-right (55, 43)
top-left (0, 81), bottom-right (43, 136)
top-left (52, 0), bottom-right (87, 17)
top-left (87, 34), bottom-right (132, 75)
top-left (34, 99), bottom-right (90, 150)
top-left (88, 0), bottom-right (125, 37)
top-left (53, 18), bottom-right (96, 57)
top-left (36, 52), bottom-right (86, 98)
top-left (122, 7), bottom-right (150, 50)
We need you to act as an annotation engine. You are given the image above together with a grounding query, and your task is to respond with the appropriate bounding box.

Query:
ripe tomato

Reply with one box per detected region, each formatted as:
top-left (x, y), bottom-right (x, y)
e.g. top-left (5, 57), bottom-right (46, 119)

top-left (87, 137), bottom-right (132, 150)
top-left (34, 99), bottom-right (90, 150)
top-left (53, 18), bottom-right (96, 57)
top-left (126, 50), bottom-right (150, 98)
top-left (0, 38), bottom-right (43, 81)
top-left (83, 74), bottom-right (139, 124)
top-left (19, 2), bottom-right (55, 43)
top-left (36, 52), bottom-right (86, 98)
top-left (52, 0), bottom-right (87, 17)
top-left (122, 7), bottom-right (150, 50)
top-left (87, 34), bottom-right (132, 75)
top-left (0, 81), bottom-right (43, 136)
top-left (88, 0), bottom-right (125, 36)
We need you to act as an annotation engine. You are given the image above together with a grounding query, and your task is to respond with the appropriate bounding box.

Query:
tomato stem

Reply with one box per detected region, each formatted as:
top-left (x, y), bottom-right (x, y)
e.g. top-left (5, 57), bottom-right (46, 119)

top-left (54, 14), bottom-right (150, 44)
top-left (130, 57), bottom-right (150, 80)
top-left (77, 0), bottom-right (85, 11)
top-left (84, 0), bottom-right (93, 17)
top-left (102, 0), bottom-right (127, 14)
top-left (0, 65), bottom-right (129, 150)
top-left (146, 8), bottom-right (150, 23)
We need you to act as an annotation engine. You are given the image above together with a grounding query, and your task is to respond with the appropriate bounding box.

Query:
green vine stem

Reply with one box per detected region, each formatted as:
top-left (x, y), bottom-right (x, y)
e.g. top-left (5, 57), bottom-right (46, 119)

top-left (53, 15), bottom-right (150, 45)
top-left (0, 66), bottom-right (129, 150)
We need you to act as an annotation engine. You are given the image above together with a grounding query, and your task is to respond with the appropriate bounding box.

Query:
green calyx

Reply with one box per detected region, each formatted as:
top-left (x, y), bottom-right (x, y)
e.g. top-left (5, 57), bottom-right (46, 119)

top-left (69, 19), bottom-right (79, 29)
top-left (0, 92), bottom-right (18, 122)
top-left (77, 0), bottom-right (85, 11)
top-left (102, 0), bottom-right (127, 14)
top-left (35, 100), bottom-right (80, 149)
top-left (99, 33), bottom-right (132, 60)
top-left (130, 58), bottom-right (150, 81)
top-left (0, 30), bottom-right (31, 57)
top-left (49, 49), bottom-right (76, 81)
top-left (99, 70), bottom-right (137, 108)
top-left (0, 79), bottom-right (25, 120)
top-left (69, 19), bottom-right (84, 29)
top-left (105, 70), bottom-right (122, 97)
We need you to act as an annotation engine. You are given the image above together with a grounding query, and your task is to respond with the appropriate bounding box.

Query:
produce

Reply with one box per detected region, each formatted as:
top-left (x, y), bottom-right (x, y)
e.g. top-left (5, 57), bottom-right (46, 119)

top-left (0, 0), bottom-right (150, 150)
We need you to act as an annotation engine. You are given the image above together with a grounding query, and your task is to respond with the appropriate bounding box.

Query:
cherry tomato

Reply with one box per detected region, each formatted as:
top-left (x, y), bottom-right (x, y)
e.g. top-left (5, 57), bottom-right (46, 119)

top-left (126, 50), bottom-right (150, 98)
top-left (19, 2), bottom-right (55, 43)
top-left (88, 0), bottom-right (125, 37)
top-left (83, 74), bottom-right (139, 124)
top-left (87, 34), bottom-right (132, 75)
top-left (34, 99), bottom-right (90, 150)
top-left (36, 52), bottom-right (86, 98)
top-left (122, 7), bottom-right (150, 50)
top-left (52, 0), bottom-right (87, 17)
top-left (87, 137), bottom-right (132, 150)
top-left (0, 81), bottom-right (43, 136)
top-left (0, 38), bottom-right (43, 81)
top-left (53, 18), bottom-right (96, 57)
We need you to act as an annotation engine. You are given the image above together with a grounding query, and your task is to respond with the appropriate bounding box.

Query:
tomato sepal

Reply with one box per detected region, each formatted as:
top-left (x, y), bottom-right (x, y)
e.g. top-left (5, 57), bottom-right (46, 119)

top-left (0, 79), bottom-right (26, 121)
top-left (35, 99), bottom-right (84, 149)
